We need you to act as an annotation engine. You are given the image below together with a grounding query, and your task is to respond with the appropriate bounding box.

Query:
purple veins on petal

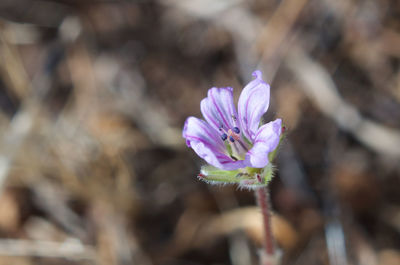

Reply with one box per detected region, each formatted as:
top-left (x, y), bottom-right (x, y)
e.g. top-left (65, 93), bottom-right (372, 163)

top-left (183, 117), bottom-right (223, 150)
top-left (244, 118), bottom-right (282, 168)
top-left (183, 116), bottom-right (247, 170)
top-left (238, 70), bottom-right (270, 141)
top-left (183, 70), bottom-right (281, 171)
top-left (201, 87), bottom-right (238, 133)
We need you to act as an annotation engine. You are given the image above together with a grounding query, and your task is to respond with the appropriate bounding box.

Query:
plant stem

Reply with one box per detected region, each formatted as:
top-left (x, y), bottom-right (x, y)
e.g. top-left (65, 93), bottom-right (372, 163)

top-left (256, 186), bottom-right (275, 265)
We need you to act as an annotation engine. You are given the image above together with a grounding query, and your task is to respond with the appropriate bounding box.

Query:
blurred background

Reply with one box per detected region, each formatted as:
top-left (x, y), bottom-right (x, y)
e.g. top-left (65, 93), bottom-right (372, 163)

top-left (0, 0), bottom-right (399, 264)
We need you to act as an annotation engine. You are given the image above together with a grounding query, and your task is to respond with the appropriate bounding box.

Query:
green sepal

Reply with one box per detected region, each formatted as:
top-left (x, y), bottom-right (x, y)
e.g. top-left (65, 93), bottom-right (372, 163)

top-left (199, 165), bottom-right (241, 184)
top-left (199, 165), bottom-right (255, 185)
top-left (198, 164), bottom-right (275, 190)
top-left (260, 162), bottom-right (275, 183)
top-left (238, 163), bottom-right (275, 189)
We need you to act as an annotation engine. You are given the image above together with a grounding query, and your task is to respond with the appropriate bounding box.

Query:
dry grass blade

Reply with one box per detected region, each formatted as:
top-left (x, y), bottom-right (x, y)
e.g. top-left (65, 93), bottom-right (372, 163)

top-left (286, 48), bottom-right (400, 158)
top-left (0, 239), bottom-right (96, 261)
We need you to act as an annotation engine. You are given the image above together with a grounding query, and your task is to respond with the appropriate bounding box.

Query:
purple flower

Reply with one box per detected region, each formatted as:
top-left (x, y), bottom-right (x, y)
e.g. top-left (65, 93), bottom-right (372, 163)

top-left (183, 70), bottom-right (282, 170)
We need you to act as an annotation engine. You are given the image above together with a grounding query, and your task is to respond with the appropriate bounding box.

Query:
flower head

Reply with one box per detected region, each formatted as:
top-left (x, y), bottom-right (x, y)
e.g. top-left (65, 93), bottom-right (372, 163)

top-left (183, 71), bottom-right (284, 187)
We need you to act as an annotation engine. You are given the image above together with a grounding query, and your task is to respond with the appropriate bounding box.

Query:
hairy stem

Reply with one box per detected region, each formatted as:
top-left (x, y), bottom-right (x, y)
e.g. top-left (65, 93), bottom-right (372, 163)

top-left (256, 186), bottom-right (275, 265)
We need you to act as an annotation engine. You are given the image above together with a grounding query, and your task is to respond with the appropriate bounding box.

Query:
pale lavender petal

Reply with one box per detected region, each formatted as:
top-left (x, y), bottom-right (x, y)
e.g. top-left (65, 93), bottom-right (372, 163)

top-left (183, 116), bottom-right (223, 150)
top-left (191, 141), bottom-right (247, 170)
top-left (244, 119), bottom-right (282, 168)
top-left (201, 87), bottom-right (238, 132)
top-left (238, 70), bottom-right (270, 141)
top-left (183, 116), bottom-right (245, 170)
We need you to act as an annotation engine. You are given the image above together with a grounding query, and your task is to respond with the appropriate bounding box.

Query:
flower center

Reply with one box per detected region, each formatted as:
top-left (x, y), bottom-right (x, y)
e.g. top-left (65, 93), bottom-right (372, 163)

top-left (218, 119), bottom-right (249, 161)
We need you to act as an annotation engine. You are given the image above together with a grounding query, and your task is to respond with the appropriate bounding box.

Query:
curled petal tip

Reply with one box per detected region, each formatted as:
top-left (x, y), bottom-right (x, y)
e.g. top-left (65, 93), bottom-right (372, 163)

top-left (252, 70), bottom-right (262, 79)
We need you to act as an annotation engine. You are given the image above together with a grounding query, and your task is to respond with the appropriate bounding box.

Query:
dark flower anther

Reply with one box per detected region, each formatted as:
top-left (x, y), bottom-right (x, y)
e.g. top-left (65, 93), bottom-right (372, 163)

top-left (233, 127), bottom-right (240, 134)
top-left (221, 133), bottom-right (228, 141)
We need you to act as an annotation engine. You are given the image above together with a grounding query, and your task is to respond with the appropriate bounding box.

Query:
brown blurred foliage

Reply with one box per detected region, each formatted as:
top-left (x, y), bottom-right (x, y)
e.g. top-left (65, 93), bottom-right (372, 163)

top-left (0, 0), bottom-right (399, 265)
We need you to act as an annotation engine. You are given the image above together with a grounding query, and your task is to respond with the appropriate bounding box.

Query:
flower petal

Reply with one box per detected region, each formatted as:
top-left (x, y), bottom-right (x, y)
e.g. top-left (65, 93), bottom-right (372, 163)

top-left (192, 141), bottom-right (246, 170)
top-left (183, 116), bottom-right (245, 170)
top-left (244, 119), bottom-right (282, 168)
top-left (238, 70), bottom-right (270, 141)
top-left (183, 116), bottom-right (223, 149)
top-left (200, 87), bottom-right (238, 132)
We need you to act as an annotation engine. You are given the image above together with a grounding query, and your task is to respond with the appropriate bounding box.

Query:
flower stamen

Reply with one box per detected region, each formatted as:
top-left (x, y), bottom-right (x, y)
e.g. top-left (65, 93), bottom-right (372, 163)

top-left (227, 129), bottom-right (240, 141)
top-left (221, 133), bottom-right (228, 141)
